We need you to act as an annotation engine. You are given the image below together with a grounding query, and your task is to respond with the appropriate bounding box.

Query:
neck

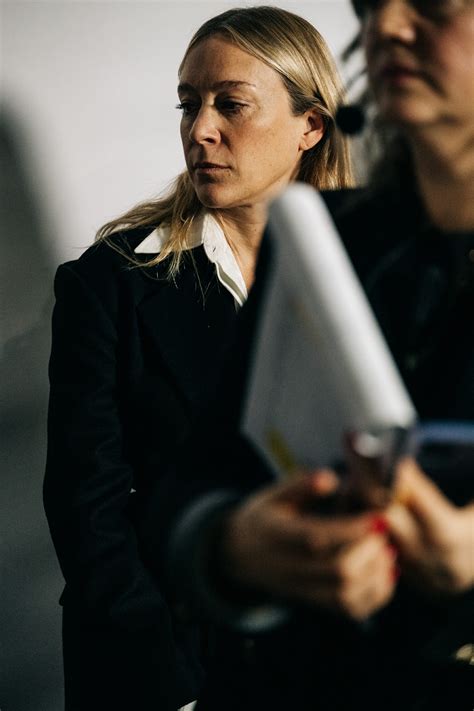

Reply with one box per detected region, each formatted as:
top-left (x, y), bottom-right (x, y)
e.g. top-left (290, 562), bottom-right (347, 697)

top-left (407, 122), bottom-right (474, 232)
top-left (214, 204), bottom-right (268, 290)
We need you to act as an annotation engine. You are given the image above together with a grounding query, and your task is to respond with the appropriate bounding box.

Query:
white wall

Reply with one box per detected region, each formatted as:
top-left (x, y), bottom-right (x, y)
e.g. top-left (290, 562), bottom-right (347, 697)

top-left (3, 0), bottom-right (358, 264)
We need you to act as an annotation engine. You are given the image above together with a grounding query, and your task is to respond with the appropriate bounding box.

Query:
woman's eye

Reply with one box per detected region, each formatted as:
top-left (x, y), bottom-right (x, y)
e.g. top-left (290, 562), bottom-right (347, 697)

top-left (414, 0), bottom-right (462, 21)
top-left (352, 0), bottom-right (462, 20)
top-left (176, 99), bottom-right (247, 118)
top-left (176, 102), bottom-right (199, 117)
top-left (351, 0), bottom-right (380, 18)
top-left (219, 101), bottom-right (246, 115)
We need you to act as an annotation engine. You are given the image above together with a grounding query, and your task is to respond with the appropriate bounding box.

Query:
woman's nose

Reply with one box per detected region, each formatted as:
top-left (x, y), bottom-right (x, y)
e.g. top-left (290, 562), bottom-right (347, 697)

top-left (188, 106), bottom-right (220, 145)
top-left (370, 0), bottom-right (417, 44)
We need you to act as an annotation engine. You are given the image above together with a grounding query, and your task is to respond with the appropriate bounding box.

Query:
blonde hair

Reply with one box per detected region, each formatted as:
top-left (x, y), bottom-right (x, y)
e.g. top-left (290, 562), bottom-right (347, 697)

top-left (97, 6), bottom-right (353, 273)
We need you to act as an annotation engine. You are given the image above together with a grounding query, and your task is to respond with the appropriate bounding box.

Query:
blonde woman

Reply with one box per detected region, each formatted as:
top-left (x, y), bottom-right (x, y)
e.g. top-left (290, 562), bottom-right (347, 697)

top-left (43, 7), bottom-right (352, 711)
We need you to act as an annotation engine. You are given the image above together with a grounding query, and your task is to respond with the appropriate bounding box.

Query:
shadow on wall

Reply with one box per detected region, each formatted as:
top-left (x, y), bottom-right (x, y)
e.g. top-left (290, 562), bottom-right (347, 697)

top-left (0, 106), bottom-right (64, 711)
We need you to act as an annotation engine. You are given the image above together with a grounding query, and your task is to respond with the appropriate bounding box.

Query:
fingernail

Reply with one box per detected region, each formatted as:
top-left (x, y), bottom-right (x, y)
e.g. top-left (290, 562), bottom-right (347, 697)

top-left (370, 516), bottom-right (388, 534)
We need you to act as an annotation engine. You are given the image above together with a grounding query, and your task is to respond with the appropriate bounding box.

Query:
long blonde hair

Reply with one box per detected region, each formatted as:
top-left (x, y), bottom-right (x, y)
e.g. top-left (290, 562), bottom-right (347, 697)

top-left (97, 6), bottom-right (353, 273)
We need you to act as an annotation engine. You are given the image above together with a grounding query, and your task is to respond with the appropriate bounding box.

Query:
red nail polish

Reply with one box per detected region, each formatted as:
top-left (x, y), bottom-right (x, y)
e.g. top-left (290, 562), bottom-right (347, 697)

top-left (370, 516), bottom-right (388, 534)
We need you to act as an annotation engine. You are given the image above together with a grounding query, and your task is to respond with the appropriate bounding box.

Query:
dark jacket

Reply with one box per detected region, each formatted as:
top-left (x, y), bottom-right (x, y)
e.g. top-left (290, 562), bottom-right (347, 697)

top-left (140, 188), bottom-right (474, 711)
top-left (43, 230), bottom-right (242, 710)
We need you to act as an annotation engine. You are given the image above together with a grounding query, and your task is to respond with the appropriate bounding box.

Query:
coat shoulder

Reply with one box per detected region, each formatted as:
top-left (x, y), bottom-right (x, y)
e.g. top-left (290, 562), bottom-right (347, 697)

top-left (53, 227), bottom-right (161, 318)
top-left (63, 227), bottom-right (156, 279)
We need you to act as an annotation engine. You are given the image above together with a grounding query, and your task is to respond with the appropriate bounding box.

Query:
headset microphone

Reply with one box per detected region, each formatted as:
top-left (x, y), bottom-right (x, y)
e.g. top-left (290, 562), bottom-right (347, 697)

top-left (335, 65), bottom-right (367, 136)
top-left (335, 103), bottom-right (366, 136)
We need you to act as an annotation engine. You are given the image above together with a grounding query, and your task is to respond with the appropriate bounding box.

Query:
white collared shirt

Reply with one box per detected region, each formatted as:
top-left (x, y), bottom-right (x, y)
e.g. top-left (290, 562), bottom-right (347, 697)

top-left (134, 212), bottom-right (248, 307)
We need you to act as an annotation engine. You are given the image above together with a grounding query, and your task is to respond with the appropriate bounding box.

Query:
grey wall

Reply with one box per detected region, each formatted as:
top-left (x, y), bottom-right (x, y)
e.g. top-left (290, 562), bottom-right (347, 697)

top-left (0, 2), bottom-right (358, 709)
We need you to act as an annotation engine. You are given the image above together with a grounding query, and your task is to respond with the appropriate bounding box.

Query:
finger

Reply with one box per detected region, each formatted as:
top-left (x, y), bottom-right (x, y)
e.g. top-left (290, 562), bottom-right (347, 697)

top-left (241, 500), bottom-right (377, 565)
top-left (307, 469), bottom-right (341, 496)
top-left (295, 531), bottom-right (394, 581)
top-left (385, 501), bottom-right (421, 554)
top-left (324, 563), bottom-right (395, 620)
top-left (386, 499), bottom-right (474, 592)
top-left (294, 541), bottom-right (396, 619)
top-left (301, 512), bottom-right (385, 553)
top-left (249, 533), bottom-right (388, 585)
top-left (394, 457), bottom-right (455, 528)
top-left (270, 469), bottom-right (340, 507)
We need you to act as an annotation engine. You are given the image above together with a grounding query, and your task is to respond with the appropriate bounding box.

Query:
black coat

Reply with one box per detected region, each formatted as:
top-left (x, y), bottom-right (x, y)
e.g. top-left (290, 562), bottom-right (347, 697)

top-left (44, 231), bottom-right (242, 710)
top-left (140, 189), bottom-right (474, 711)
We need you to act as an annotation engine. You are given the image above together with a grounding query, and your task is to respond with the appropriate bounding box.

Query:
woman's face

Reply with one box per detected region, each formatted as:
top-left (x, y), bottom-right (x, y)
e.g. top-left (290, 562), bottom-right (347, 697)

top-left (178, 36), bottom-right (322, 211)
top-left (360, 0), bottom-right (474, 130)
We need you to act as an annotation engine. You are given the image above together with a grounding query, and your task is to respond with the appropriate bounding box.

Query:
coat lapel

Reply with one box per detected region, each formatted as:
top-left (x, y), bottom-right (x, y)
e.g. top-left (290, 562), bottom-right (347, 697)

top-left (136, 248), bottom-right (239, 414)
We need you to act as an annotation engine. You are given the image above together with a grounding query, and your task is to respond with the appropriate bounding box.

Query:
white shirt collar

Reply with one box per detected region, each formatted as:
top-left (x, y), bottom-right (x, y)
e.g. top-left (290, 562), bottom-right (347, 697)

top-left (134, 212), bottom-right (248, 307)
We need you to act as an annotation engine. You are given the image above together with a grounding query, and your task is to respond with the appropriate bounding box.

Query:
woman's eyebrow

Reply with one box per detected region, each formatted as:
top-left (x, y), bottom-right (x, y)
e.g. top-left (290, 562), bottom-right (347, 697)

top-left (177, 80), bottom-right (257, 93)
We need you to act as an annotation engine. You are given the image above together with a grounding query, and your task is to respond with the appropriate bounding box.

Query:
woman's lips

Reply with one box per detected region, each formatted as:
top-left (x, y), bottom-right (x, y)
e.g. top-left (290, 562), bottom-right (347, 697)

top-left (379, 65), bottom-right (424, 86)
top-left (193, 162), bottom-right (229, 174)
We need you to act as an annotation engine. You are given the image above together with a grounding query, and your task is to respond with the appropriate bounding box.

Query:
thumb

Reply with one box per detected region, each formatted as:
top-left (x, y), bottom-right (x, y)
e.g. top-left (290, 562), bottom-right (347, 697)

top-left (269, 468), bottom-right (340, 507)
top-left (394, 457), bottom-right (455, 530)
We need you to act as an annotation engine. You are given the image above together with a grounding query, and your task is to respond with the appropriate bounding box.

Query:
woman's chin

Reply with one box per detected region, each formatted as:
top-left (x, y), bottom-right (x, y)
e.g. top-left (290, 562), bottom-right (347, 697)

top-left (194, 187), bottom-right (237, 210)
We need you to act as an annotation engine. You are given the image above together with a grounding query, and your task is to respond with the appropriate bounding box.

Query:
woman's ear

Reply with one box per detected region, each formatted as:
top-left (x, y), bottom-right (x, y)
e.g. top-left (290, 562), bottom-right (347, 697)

top-left (299, 109), bottom-right (325, 151)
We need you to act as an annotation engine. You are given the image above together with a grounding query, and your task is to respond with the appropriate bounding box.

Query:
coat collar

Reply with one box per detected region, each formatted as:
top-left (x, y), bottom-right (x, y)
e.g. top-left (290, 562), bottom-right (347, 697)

top-left (134, 212), bottom-right (248, 307)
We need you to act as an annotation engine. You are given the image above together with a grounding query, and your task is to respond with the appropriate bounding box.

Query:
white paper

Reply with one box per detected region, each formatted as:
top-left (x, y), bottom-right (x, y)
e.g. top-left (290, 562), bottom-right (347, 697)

top-left (242, 184), bottom-right (417, 478)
